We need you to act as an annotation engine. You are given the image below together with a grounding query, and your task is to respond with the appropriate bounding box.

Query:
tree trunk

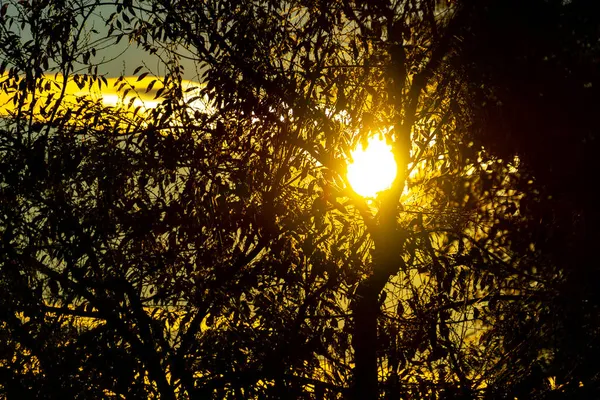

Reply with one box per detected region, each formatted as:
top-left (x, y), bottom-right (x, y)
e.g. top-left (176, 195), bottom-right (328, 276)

top-left (351, 216), bottom-right (405, 399)
top-left (351, 282), bottom-right (380, 399)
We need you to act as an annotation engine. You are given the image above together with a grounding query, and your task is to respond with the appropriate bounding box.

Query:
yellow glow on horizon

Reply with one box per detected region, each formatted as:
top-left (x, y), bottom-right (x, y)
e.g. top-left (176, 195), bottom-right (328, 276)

top-left (347, 135), bottom-right (397, 198)
top-left (0, 74), bottom-right (206, 118)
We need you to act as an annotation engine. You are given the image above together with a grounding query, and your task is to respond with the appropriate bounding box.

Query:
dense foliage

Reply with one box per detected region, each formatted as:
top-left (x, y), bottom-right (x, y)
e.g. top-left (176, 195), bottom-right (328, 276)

top-left (0, 0), bottom-right (598, 398)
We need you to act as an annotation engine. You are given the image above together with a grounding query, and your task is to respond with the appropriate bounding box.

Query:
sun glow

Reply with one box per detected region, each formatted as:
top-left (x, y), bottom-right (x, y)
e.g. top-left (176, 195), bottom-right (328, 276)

top-left (347, 135), bottom-right (397, 198)
top-left (0, 74), bottom-right (208, 118)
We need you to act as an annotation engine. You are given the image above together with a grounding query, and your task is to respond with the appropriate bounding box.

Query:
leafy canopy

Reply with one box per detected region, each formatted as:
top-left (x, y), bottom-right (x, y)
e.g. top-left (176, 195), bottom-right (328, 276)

top-left (1, 0), bottom-right (597, 399)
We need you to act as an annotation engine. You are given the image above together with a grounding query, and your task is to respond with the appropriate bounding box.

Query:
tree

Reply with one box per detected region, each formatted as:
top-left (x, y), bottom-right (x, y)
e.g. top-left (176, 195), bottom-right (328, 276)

top-left (454, 0), bottom-right (600, 397)
top-left (1, 0), bottom-right (596, 399)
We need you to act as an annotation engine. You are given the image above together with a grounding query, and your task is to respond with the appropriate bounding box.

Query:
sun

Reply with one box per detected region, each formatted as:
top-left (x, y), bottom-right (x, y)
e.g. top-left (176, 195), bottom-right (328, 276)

top-left (347, 135), bottom-right (397, 198)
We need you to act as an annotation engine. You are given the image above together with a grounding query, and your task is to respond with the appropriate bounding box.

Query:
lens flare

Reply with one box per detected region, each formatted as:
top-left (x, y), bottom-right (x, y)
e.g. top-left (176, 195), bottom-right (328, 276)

top-left (347, 136), bottom-right (397, 198)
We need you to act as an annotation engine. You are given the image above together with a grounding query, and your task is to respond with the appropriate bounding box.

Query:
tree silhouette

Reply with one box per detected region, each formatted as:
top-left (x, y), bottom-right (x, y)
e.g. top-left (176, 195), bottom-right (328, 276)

top-left (1, 0), bottom-right (598, 399)
top-left (456, 0), bottom-right (600, 397)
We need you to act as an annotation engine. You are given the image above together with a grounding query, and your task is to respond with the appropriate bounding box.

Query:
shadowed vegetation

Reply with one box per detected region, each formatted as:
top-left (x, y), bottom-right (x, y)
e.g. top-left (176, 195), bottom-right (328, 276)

top-left (1, 0), bottom-right (599, 398)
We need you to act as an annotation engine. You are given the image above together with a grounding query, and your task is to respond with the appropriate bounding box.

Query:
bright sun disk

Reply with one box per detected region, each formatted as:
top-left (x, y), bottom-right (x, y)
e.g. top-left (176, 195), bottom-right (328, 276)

top-left (347, 135), bottom-right (397, 198)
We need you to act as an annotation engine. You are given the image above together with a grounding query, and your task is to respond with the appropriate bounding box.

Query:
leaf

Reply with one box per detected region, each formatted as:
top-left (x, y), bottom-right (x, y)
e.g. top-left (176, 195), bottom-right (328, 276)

top-left (154, 87), bottom-right (165, 99)
top-left (49, 280), bottom-right (59, 296)
top-left (145, 79), bottom-right (157, 93)
top-left (74, 74), bottom-right (85, 89)
top-left (185, 95), bottom-right (201, 104)
top-left (397, 301), bottom-right (405, 316)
